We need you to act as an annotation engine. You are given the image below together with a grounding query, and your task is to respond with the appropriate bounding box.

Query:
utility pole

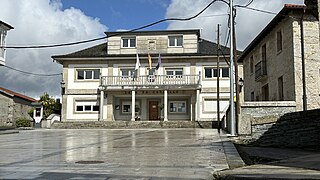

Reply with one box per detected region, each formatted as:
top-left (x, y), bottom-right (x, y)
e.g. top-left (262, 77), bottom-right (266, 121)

top-left (217, 24), bottom-right (221, 133)
top-left (229, 0), bottom-right (236, 136)
top-left (233, 8), bottom-right (239, 134)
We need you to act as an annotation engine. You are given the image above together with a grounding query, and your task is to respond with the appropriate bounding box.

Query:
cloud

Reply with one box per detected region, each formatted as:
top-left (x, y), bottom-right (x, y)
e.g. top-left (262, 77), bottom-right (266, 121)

top-left (0, 0), bottom-right (107, 98)
top-left (166, 0), bottom-right (304, 50)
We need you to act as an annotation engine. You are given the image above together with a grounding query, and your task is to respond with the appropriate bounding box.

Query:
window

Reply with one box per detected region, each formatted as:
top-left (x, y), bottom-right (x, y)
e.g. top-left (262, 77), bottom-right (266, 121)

top-left (262, 84), bottom-right (269, 101)
top-left (277, 30), bottom-right (282, 52)
top-left (261, 44), bottom-right (267, 74)
top-left (278, 76), bottom-right (284, 100)
top-left (166, 68), bottom-right (183, 78)
top-left (121, 101), bottom-right (140, 114)
top-left (251, 92), bottom-right (255, 101)
top-left (122, 37), bottom-right (136, 48)
top-left (169, 101), bottom-right (186, 113)
top-left (77, 69), bottom-right (100, 80)
top-left (203, 99), bottom-right (229, 112)
top-left (75, 101), bottom-right (99, 112)
top-left (148, 40), bottom-right (156, 50)
top-left (221, 68), bottom-right (230, 77)
top-left (204, 67), bottom-right (229, 78)
top-left (168, 36), bottom-right (183, 47)
top-left (121, 68), bottom-right (136, 78)
top-left (249, 56), bottom-right (254, 74)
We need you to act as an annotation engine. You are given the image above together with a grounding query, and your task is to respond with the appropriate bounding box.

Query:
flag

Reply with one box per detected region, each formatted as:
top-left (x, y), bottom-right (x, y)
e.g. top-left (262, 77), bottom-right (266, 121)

top-left (135, 53), bottom-right (140, 70)
top-left (156, 53), bottom-right (161, 70)
top-left (148, 53), bottom-right (152, 70)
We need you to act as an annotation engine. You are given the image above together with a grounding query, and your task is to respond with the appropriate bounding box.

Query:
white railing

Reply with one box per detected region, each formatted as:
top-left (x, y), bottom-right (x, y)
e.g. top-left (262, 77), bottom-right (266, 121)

top-left (101, 74), bottom-right (200, 88)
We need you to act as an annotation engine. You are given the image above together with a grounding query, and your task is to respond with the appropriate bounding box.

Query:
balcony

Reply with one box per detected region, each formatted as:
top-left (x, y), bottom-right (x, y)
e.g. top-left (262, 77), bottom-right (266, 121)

top-left (255, 61), bottom-right (267, 82)
top-left (100, 74), bottom-right (201, 90)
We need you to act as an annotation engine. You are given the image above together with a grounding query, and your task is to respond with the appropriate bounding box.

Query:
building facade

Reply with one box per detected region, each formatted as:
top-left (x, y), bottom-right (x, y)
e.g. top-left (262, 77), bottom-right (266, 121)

top-left (0, 21), bottom-right (14, 66)
top-left (238, 4), bottom-right (320, 111)
top-left (53, 30), bottom-right (232, 122)
top-left (0, 87), bottom-right (37, 127)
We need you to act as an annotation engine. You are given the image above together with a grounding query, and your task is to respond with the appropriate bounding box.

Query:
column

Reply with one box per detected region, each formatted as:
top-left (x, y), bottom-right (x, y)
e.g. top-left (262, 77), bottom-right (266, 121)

top-left (195, 89), bottom-right (200, 121)
top-left (99, 90), bottom-right (104, 121)
top-left (164, 90), bottom-right (168, 121)
top-left (190, 96), bottom-right (193, 121)
top-left (131, 90), bottom-right (135, 121)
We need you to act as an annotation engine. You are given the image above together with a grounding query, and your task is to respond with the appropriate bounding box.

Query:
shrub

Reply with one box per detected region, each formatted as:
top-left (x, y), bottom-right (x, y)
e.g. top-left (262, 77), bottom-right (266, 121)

top-left (16, 117), bottom-right (31, 127)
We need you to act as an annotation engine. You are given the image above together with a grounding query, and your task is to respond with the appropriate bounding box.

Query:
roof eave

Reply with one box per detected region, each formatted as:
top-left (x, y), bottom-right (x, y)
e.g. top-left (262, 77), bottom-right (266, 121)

top-left (238, 5), bottom-right (306, 62)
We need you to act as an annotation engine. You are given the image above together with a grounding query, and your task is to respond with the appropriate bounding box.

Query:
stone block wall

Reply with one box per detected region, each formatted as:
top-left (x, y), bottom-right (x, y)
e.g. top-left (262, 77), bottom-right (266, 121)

top-left (0, 94), bottom-right (33, 127)
top-left (237, 101), bottom-right (296, 135)
top-left (249, 108), bottom-right (320, 149)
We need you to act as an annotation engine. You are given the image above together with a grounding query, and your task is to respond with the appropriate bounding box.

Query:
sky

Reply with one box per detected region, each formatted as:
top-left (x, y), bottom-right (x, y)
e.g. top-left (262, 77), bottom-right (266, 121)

top-left (0, 0), bottom-right (304, 99)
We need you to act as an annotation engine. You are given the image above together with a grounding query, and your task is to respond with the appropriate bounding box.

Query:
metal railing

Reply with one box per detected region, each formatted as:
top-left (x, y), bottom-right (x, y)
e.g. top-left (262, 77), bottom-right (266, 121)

top-left (101, 74), bottom-right (200, 88)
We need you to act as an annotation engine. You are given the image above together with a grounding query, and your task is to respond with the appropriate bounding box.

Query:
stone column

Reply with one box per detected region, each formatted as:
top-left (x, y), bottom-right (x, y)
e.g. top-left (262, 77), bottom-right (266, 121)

top-left (131, 90), bottom-right (135, 121)
top-left (164, 90), bottom-right (168, 121)
top-left (99, 90), bottom-right (104, 121)
top-left (195, 89), bottom-right (200, 121)
top-left (190, 96), bottom-right (193, 121)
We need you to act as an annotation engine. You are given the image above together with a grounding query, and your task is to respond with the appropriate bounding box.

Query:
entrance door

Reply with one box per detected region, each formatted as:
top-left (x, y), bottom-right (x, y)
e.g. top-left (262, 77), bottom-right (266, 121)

top-left (149, 101), bottom-right (159, 120)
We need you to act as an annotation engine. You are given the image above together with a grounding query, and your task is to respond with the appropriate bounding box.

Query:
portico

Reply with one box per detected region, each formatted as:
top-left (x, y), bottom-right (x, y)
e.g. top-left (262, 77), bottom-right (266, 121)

top-left (99, 87), bottom-right (200, 122)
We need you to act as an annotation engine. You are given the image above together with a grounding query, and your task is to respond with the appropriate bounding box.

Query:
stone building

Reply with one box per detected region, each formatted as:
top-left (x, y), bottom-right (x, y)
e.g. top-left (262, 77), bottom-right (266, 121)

top-left (0, 87), bottom-right (37, 127)
top-left (52, 29), bottom-right (234, 122)
top-left (238, 4), bottom-right (320, 111)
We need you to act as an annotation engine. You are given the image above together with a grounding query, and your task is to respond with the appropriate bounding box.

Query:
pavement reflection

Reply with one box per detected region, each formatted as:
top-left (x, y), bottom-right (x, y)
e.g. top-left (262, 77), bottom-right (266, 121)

top-left (0, 129), bottom-right (240, 179)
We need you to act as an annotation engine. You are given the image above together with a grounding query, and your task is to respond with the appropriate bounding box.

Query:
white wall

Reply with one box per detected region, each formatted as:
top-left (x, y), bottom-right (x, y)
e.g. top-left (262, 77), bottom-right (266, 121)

top-left (66, 94), bottom-right (99, 120)
top-left (67, 64), bottom-right (108, 89)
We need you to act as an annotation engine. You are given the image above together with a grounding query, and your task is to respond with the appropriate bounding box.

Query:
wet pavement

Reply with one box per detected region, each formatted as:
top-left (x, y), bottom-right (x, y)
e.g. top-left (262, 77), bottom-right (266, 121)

top-left (0, 129), bottom-right (239, 179)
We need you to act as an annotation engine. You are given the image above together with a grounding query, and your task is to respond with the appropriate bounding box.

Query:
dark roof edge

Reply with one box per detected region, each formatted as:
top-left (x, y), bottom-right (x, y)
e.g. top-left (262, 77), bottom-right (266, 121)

top-left (0, 20), bottom-right (14, 29)
top-left (238, 4), bottom-right (306, 62)
top-left (105, 29), bottom-right (200, 36)
top-left (52, 53), bottom-right (223, 59)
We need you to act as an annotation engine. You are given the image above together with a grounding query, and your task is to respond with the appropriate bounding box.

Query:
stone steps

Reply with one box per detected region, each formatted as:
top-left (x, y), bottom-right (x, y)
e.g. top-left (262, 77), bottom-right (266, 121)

top-left (51, 121), bottom-right (216, 129)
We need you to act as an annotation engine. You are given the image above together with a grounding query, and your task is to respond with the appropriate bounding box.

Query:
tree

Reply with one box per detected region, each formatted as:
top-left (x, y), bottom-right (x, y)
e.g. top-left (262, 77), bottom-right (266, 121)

top-left (39, 92), bottom-right (61, 119)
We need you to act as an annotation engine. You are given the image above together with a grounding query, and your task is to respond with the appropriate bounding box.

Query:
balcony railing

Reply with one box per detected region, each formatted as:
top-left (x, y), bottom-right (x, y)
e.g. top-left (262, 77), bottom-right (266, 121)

top-left (255, 61), bottom-right (267, 81)
top-left (101, 74), bottom-right (201, 89)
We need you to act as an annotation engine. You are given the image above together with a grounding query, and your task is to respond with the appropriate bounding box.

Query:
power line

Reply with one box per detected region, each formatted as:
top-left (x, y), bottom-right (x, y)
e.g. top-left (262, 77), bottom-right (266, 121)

top-left (3, 65), bottom-right (62, 76)
top-left (2, 0), bottom-right (225, 49)
top-left (235, 0), bottom-right (254, 8)
top-left (236, 6), bottom-right (277, 15)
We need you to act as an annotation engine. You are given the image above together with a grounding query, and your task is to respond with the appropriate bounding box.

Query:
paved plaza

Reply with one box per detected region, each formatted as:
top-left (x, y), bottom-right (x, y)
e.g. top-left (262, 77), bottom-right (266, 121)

top-left (0, 129), bottom-right (241, 179)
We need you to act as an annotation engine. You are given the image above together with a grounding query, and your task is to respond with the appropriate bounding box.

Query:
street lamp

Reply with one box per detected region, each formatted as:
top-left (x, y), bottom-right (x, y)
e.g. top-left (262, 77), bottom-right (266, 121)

top-left (238, 78), bottom-right (244, 93)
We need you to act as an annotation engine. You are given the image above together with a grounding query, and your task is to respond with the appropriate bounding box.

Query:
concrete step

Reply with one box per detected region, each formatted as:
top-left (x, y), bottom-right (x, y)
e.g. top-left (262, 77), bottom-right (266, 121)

top-left (51, 121), bottom-right (216, 129)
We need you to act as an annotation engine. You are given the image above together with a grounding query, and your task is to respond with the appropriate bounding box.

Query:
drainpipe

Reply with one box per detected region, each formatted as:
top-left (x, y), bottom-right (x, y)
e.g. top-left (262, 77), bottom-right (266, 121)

top-left (300, 8), bottom-right (307, 111)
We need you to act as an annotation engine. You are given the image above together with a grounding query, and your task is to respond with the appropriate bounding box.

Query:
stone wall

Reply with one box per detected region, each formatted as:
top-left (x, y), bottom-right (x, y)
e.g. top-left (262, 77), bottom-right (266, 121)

top-left (248, 108), bottom-right (320, 149)
top-left (0, 94), bottom-right (33, 127)
top-left (292, 13), bottom-right (320, 111)
top-left (0, 94), bottom-right (14, 127)
top-left (237, 101), bottom-right (296, 135)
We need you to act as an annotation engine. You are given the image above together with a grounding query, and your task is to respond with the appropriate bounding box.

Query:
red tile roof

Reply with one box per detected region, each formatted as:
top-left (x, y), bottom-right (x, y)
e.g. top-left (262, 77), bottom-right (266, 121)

top-left (284, 4), bottom-right (306, 9)
top-left (0, 87), bottom-right (37, 102)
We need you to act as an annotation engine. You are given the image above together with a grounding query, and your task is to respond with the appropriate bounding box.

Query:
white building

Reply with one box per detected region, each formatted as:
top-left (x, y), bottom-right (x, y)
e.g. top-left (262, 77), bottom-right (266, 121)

top-left (0, 21), bottom-right (14, 66)
top-left (52, 29), bottom-right (233, 122)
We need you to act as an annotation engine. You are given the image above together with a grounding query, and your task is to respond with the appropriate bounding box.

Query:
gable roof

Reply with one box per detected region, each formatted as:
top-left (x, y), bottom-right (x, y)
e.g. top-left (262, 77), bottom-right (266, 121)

top-left (238, 4), bottom-right (307, 62)
top-left (0, 87), bottom-right (37, 102)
